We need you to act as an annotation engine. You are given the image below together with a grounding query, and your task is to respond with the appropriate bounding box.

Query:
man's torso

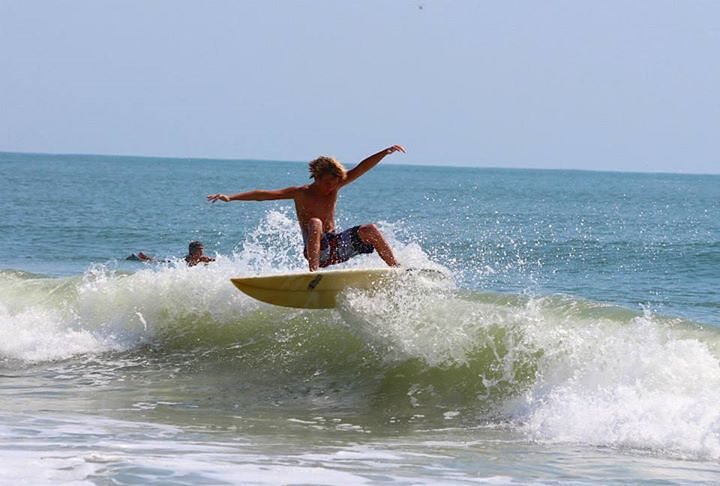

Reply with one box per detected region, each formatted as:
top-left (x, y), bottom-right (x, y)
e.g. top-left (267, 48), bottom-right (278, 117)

top-left (293, 186), bottom-right (338, 234)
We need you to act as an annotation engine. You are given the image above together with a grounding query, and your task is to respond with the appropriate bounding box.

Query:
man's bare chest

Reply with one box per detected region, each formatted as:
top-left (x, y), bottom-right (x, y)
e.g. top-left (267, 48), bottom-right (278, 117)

top-left (296, 192), bottom-right (337, 215)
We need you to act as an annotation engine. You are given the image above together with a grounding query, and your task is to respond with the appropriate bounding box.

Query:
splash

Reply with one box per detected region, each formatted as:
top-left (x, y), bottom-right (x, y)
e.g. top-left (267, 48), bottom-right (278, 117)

top-left (511, 302), bottom-right (720, 460)
top-left (0, 210), bottom-right (440, 363)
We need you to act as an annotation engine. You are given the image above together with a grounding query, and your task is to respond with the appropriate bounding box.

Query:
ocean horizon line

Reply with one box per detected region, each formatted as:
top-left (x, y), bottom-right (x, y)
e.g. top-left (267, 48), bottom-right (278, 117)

top-left (2, 149), bottom-right (718, 177)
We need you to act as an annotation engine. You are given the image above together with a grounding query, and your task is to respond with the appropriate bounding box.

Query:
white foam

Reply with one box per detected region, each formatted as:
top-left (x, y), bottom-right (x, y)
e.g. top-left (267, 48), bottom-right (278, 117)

top-left (0, 303), bottom-right (110, 363)
top-left (337, 282), bottom-right (482, 366)
top-left (511, 304), bottom-right (720, 460)
top-left (336, 282), bottom-right (720, 460)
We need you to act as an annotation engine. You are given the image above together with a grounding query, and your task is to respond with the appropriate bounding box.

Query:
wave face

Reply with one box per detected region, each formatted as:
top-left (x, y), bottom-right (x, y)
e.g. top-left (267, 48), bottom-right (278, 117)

top-left (2, 212), bottom-right (719, 461)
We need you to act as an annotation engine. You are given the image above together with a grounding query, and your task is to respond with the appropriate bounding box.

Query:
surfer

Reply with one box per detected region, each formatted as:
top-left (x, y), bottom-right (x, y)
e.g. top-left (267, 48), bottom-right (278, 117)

top-left (207, 145), bottom-right (406, 271)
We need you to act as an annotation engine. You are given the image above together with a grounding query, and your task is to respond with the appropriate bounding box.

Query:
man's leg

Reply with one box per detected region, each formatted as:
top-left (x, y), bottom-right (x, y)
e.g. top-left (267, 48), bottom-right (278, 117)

top-left (306, 218), bottom-right (323, 271)
top-left (357, 224), bottom-right (399, 267)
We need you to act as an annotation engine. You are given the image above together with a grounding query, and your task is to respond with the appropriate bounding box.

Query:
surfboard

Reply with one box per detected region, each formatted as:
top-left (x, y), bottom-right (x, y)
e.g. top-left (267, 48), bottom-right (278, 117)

top-left (231, 267), bottom-right (444, 309)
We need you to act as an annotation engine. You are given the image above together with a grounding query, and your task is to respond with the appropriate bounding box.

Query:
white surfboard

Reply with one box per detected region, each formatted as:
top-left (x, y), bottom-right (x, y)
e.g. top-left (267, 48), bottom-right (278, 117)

top-left (231, 267), bottom-right (445, 309)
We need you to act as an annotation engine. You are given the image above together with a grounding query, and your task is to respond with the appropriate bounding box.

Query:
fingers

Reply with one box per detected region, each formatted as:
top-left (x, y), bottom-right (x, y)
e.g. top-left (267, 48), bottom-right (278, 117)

top-left (387, 144), bottom-right (406, 154)
top-left (207, 194), bottom-right (224, 203)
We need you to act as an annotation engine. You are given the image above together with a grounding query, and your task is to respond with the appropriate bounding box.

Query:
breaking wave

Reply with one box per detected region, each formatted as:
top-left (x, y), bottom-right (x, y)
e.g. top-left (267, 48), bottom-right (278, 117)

top-left (1, 211), bottom-right (719, 461)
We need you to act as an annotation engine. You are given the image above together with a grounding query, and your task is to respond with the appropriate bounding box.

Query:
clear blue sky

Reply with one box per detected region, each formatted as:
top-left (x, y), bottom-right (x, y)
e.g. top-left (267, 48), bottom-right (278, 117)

top-left (1, 1), bottom-right (718, 173)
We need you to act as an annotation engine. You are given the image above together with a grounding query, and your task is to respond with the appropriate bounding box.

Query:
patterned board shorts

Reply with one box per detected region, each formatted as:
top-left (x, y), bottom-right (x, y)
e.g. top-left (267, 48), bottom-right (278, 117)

top-left (314, 226), bottom-right (375, 268)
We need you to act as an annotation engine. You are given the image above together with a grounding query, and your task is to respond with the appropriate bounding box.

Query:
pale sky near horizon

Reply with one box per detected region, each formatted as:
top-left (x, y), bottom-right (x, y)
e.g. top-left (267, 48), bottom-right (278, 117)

top-left (1, 1), bottom-right (718, 173)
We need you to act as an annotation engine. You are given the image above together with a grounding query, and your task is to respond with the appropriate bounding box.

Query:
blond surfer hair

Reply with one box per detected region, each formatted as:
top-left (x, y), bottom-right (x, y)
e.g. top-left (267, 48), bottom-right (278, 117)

top-left (309, 156), bottom-right (346, 181)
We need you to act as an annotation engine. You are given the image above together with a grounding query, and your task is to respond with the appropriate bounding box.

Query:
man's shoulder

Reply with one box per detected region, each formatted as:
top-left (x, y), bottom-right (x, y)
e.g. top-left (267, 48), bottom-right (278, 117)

top-left (293, 184), bottom-right (312, 196)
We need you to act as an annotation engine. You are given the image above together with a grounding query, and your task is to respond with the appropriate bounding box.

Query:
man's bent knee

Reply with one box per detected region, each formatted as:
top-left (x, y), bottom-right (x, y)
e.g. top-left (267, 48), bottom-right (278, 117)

top-left (306, 218), bottom-right (323, 233)
top-left (358, 224), bottom-right (380, 241)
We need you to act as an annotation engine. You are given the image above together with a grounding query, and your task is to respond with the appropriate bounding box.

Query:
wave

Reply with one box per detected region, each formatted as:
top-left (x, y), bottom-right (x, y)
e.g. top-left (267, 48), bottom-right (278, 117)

top-left (1, 211), bottom-right (720, 461)
top-left (0, 211), bottom-right (443, 361)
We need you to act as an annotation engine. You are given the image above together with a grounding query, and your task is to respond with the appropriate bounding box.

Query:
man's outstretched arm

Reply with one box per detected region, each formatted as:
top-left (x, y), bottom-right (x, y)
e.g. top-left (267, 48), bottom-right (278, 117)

top-left (207, 186), bottom-right (301, 202)
top-left (342, 145), bottom-right (406, 186)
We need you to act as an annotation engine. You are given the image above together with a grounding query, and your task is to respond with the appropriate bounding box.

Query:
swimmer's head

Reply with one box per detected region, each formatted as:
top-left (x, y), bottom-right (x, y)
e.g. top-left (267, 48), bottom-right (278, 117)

top-left (188, 241), bottom-right (204, 255)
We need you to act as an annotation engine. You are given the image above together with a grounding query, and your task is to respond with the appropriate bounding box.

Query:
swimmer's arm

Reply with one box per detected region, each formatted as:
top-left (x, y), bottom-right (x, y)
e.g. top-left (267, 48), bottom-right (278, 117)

top-left (207, 186), bottom-right (301, 202)
top-left (342, 145), bottom-right (406, 186)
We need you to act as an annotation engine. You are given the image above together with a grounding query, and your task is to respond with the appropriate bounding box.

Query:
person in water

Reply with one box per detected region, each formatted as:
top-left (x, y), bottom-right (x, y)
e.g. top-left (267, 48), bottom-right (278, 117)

top-left (207, 145), bottom-right (406, 271)
top-left (126, 241), bottom-right (214, 266)
top-left (126, 251), bottom-right (154, 262)
top-left (185, 241), bottom-right (215, 267)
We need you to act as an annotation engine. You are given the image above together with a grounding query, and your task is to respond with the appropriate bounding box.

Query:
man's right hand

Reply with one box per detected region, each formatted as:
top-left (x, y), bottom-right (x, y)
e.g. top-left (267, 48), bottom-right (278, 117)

top-left (385, 144), bottom-right (406, 155)
top-left (207, 193), bottom-right (230, 203)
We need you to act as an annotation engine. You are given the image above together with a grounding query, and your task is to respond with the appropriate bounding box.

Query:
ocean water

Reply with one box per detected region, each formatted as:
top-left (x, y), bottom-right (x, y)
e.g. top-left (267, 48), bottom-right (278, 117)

top-left (1, 151), bottom-right (719, 484)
